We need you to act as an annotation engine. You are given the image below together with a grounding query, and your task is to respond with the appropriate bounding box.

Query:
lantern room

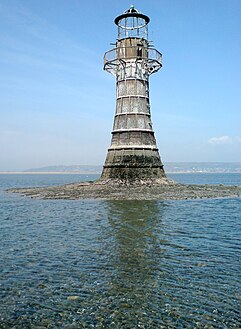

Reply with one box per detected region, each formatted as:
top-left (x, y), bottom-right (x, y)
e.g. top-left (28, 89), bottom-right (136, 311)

top-left (114, 5), bottom-right (150, 40)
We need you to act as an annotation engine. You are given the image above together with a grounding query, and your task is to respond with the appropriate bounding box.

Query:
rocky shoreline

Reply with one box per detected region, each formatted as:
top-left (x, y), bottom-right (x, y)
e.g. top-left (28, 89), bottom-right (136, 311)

top-left (8, 179), bottom-right (241, 200)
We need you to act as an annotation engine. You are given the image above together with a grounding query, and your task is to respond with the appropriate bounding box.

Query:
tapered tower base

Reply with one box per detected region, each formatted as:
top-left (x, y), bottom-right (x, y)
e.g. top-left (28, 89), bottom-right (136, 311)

top-left (101, 148), bottom-right (166, 182)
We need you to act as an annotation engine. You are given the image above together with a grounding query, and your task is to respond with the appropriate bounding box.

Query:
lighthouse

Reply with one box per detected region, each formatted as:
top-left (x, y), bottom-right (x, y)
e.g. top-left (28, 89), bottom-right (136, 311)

top-left (101, 6), bottom-right (166, 183)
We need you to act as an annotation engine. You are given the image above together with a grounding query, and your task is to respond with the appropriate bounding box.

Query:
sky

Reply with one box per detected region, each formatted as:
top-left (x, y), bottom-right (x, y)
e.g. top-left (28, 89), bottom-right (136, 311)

top-left (0, 0), bottom-right (240, 171)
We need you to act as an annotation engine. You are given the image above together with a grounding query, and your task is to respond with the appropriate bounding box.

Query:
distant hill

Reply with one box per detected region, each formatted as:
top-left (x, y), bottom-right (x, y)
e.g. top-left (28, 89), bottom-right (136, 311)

top-left (22, 163), bottom-right (241, 174)
top-left (24, 165), bottom-right (102, 174)
top-left (164, 162), bottom-right (241, 173)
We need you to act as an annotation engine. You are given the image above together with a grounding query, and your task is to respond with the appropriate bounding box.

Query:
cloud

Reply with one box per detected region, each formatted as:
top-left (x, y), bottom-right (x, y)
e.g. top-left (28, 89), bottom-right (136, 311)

top-left (208, 136), bottom-right (241, 145)
top-left (208, 136), bottom-right (232, 145)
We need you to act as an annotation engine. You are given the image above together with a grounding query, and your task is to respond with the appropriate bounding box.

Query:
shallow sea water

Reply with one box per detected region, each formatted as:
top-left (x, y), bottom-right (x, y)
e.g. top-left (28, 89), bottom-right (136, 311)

top-left (0, 174), bottom-right (241, 328)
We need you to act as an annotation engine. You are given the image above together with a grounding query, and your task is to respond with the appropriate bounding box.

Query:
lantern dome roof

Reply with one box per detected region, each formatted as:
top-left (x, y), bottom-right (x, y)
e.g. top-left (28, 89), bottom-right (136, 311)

top-left (114, 5), bottom-right (150, 26)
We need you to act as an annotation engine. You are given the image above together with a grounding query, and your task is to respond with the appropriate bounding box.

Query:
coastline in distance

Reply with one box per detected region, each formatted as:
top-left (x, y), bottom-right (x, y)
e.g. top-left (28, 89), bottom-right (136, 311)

top-left (0, 162), bottom-right (240, 174)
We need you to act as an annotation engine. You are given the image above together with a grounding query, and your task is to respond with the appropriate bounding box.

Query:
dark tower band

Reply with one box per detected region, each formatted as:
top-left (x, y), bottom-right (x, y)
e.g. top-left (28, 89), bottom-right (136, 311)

top-left (101, 6), bottom-right (166, 182)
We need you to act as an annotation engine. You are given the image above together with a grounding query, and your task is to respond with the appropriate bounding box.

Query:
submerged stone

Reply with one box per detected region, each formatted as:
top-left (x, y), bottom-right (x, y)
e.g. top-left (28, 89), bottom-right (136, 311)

top-left (67, 296), bottom-right (80, 301)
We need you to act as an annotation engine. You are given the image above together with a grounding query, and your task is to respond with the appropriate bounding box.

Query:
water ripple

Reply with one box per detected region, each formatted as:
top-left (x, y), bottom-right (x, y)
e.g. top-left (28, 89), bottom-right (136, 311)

top-left (0, 175), bottom-right (241, 327)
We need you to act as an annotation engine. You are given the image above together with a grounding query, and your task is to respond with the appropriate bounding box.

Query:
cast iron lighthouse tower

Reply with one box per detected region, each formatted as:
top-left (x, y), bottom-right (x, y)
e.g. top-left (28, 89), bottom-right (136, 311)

top-left (101, 6), bottom-right (166, 182)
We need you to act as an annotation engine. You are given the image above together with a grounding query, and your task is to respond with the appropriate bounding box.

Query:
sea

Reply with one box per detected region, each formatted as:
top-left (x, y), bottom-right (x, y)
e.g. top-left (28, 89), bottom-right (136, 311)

top-left (0, 173), bottom-right (240, 328)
